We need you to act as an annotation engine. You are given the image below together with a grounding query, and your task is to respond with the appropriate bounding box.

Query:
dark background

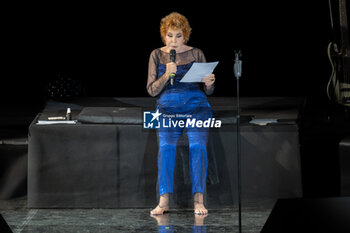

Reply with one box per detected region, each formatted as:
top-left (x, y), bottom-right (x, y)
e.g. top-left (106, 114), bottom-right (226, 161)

top-left (2, 1), bottom-right (334, 102)
top-left (2, 1), bottom-right (350, 198)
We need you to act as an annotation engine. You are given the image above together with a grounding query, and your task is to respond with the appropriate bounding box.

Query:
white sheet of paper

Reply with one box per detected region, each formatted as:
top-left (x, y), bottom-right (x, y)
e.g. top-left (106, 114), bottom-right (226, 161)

top-left (249, 119), bottom-right (278, 126)
top-left (180, 62), bottom-right (219, 83)
top-left (36, 120), bottom-right (77, 125)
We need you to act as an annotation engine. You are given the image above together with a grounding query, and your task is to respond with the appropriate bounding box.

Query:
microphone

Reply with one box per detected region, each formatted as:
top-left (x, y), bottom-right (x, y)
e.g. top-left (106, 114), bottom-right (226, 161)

top-left (234, 50), bottom-right (242, 79)
top-left (170, 49), bottom-right (176, 85)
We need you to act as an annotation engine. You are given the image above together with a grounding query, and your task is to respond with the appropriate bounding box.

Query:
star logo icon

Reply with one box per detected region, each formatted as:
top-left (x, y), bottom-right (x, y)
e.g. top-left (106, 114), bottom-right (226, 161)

top-left (150, 109), bottom-right (162, 122)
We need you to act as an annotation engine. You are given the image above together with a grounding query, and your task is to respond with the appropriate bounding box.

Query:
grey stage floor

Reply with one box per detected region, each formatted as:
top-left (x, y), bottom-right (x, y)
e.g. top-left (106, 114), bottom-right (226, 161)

top-left (0, 197), bottom-right (274, 233)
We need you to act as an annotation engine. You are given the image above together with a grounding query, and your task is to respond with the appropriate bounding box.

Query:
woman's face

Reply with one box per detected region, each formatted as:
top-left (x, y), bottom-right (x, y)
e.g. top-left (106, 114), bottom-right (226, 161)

top-left (164, 28), bottom-right (185, 52)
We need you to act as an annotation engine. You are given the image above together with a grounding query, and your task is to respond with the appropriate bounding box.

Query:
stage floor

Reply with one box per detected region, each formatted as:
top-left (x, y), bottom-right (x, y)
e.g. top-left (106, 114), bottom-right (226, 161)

top-left (0, 196), bottom-right (274, 233)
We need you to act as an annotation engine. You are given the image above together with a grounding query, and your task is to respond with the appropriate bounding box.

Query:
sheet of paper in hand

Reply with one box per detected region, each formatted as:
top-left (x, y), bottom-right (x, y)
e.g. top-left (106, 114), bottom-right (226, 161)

top-left (180, 61), bottom-right (219, 83)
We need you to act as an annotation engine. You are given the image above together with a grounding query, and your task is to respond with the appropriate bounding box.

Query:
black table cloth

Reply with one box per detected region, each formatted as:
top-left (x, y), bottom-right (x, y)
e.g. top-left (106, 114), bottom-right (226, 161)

top-left (28, 97), bottom-right (302, 208)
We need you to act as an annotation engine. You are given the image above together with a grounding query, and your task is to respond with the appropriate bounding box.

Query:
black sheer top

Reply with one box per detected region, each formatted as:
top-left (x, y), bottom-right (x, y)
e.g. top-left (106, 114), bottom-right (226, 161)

top-left (147, 48), bottom-right (215, 97)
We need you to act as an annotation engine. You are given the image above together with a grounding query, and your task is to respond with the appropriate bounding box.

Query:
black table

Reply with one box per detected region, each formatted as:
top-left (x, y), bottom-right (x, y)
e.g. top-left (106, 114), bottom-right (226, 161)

top-left (28, 97), bottom-right (303, 208)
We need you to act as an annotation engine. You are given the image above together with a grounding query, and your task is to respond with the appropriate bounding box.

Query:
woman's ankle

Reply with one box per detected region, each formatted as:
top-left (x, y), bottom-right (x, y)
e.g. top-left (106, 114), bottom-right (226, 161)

top-left (193, 192), bottom-right (204, 204)
top-left (159, 193), bottom-right (170, 207)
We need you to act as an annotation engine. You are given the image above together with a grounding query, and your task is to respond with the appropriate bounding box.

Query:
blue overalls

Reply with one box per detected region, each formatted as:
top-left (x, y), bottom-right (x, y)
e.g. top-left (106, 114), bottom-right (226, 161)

top-left (156, 62), bottom-right (212, 196)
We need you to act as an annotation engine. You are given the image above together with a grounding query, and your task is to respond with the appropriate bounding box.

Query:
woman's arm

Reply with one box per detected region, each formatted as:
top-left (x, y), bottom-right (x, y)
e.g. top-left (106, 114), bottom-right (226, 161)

top-left (203, 78), bottom-right (215, 95)
top-left (196, 49), bottom-right (215, 95)
top-left (146, 50), bottom-right (170, 97)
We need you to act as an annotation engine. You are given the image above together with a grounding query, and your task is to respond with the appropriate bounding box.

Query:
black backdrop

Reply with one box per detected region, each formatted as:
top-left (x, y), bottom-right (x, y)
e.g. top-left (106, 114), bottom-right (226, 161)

top-left (2, 1), bottom-right (350, 199)
top-left (2, 1), bottom-right (334, 104)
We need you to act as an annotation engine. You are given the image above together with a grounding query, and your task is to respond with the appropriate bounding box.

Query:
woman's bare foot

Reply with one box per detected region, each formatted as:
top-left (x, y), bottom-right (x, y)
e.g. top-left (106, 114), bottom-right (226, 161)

top-left (150, 193), bottom-right (169, 215)
top-left (150, 205), bottom-right (169, 215)
top-left (194, 202), bottom-right (208, 215)
top-left (194, 192), bottom-right (208, 215)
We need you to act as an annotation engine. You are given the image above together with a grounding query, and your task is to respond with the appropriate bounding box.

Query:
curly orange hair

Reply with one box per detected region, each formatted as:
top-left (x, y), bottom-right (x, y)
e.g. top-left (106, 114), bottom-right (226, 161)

top-left (160, 12), bottom-right (192, 44)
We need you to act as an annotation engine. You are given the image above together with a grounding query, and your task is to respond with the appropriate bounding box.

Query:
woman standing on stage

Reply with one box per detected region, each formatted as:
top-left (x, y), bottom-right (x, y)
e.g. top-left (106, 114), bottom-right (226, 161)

top-left (147, 12), bottom-right (215, 215)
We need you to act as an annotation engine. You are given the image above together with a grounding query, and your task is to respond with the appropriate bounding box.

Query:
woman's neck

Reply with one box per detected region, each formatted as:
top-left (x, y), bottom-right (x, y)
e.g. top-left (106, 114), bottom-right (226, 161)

top-left (161, 45), bottom-right (193, 53)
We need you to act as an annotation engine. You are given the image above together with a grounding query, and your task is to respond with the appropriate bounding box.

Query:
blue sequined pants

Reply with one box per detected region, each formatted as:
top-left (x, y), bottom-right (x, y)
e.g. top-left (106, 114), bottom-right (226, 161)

top-left (157, 108), bottom-right (211, 196)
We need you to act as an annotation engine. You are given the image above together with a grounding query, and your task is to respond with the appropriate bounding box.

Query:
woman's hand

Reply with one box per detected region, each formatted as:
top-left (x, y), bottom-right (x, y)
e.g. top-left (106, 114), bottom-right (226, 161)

top-left (166, 62), bottom-right (177, 78)
top-left (202, 74), bottom-right (215, 87)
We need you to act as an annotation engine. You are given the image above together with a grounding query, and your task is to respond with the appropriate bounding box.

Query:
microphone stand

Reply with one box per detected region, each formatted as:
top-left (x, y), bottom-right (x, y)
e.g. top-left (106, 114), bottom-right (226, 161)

top-left (234, 50), bottom-right (242, 233)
